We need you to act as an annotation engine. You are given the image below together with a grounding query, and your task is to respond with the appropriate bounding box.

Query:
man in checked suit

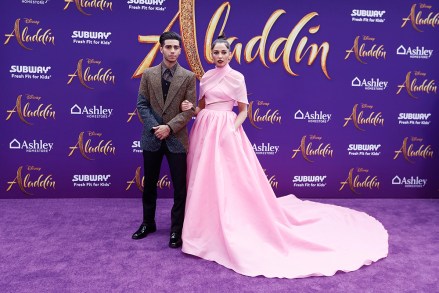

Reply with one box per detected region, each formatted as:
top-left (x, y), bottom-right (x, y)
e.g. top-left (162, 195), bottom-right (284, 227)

top-left (133, 31), bottom-right (196, 248)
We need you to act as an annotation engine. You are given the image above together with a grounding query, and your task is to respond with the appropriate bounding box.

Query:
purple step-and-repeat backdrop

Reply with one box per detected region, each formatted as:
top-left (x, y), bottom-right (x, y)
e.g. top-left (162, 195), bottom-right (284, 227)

top-left (1, 0), bottom-right (438, 198)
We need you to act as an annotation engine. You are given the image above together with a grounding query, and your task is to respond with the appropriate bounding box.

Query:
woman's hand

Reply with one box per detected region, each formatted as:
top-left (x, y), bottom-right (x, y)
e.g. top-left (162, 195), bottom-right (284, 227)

top-left (181, 100), bottom-right (194, 111)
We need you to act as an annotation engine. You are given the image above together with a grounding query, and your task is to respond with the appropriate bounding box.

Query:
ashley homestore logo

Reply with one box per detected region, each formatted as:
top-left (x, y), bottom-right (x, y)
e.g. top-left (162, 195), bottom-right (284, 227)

top-left (351, 77), bottom-right (388, 91)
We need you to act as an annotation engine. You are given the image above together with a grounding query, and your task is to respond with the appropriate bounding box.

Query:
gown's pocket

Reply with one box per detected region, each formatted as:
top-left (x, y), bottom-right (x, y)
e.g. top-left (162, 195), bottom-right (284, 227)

top-left (219, 127), bottom-right (237, 145)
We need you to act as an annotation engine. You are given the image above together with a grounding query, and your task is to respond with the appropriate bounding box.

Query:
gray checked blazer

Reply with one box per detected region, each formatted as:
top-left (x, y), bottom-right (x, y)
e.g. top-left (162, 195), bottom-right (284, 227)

top-left (137, 63), bottom-right (196, 153)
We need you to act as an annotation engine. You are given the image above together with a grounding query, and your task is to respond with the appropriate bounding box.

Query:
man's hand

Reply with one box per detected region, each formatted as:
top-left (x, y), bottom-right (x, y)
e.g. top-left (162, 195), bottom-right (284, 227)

top-left (152, 125), bottom-right (171, 140)
top-left (181, 100), bottom-right (194, 111)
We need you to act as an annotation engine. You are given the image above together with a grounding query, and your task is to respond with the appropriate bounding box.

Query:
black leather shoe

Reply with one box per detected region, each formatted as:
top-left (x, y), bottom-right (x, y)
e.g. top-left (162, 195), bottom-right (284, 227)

top-left (132, 223), bottom-right (156, 240)
top-left (169, 232), bottom-right (182, 248)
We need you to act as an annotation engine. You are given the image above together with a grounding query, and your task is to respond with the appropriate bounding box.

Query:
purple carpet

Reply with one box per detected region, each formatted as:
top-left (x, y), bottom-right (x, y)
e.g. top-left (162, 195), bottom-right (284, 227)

top-left (0, 198), bottom-right (438, 292)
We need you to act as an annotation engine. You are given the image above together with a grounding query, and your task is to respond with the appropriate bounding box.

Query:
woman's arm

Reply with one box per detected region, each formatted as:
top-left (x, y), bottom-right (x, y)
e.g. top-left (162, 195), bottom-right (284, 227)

top-left (194, 98), bottom-right (205, 115)
top-left (234, 102), bottom-right (248, 130)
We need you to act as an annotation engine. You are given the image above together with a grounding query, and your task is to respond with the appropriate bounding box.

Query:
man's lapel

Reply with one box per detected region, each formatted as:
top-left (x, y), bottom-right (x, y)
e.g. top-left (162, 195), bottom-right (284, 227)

top-left (163, 64), bottom-right (185, 112)
top-left (151, 66), bottom-right (165, 110)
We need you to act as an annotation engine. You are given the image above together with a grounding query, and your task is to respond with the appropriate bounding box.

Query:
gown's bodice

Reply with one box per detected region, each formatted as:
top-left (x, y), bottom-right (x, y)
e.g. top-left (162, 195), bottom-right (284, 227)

top-left (199, 64), bottom-right (248, 112)
top-left (204, 83), bottom-right (235, 111)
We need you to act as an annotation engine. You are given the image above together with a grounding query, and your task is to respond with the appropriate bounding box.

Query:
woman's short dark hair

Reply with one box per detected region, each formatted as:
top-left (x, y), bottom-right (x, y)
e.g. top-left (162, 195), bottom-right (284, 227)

top-left (159, 31), bottom-right (182, 47)
top-left (211, 34), bottom-right (230, 50)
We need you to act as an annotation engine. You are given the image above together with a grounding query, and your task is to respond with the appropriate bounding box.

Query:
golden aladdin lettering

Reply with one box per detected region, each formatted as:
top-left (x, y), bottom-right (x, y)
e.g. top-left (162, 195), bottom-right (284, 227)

top-left (401, 4), bottom-right (439, 32)
top-left (393, 137), bottom-right (434, 163)
top-left (291, 135), bottom-right (333, 162)
top-left (68, 132), bottom-right (116, 160)
top-left (67, 59), bottom-right (115, 89)
top-left (126, 167), bottom-right (144, 191)
top-left (264, 169), bottom-right (279, 189)
top-left (6, 95), bottom-right (55, 125)
top-left (134, 0), bottom-right (331, 80)
top-left (157, 175), bottom-right (171, 189)
top-left (268, 175), bottom-right (278, 189)
top-left (127, 108), bottom-right (143, 123)
top-left (339, 168), bottom-right (380, 194)
top-left (63, 0), bottom-right (113, 16)
top-left (344, 36), bottom-right (386, 64)
top-left (247, 101), bottom-right (281, 129)
top-left (126, 167), bottom-right (171, 191)
top-left (6, 166), bottom-right (56, 195)
top-left (396, 71), bottom-right (437, 99)
top-left (343, 104), bottom-right (384, 131)
top-left (4, 18), bottom-right (55, 50)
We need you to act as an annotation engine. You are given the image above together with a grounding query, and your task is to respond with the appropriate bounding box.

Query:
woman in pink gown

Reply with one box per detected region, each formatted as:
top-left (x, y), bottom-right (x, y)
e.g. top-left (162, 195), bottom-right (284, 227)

top-left (181, 36), bottom-right (388, 279)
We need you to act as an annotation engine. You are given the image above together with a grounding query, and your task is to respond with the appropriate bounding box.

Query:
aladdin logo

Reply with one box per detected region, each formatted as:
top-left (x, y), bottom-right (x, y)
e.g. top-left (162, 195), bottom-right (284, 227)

top-left (68, 131), bottom-right (116, 160)
top-left (6, 94), bottom-right (55, 125)
top-left (291, 135), bottom-right (333, 162)
top-left (126, 166), bottom-right (171, 191)
top-left (72, 174), bottom-right (111, 187)
top-left (6, 165), bottom-right (55, 195)
top-left (67, 58), bottom-right (115, 89)
top-left (4, 18), bottom-right (54, 50)
top-left (9, 139), bottom-right (54, 153)
top-left (345, 36), bottom-right (386, 64)
top-left (393, 136), bottom-right (434, 163)
top-left (351, 77), bottom-right (388, 91)
top-left (128, 0), bottom-right (167, 11)
top-left (392, 175), bottom-right (427, 188)
top-left (263, 169), bottom-right (278, 189)
top-left (132, 140), bottom-right (142, 153)
top-left (398, 113), bottom-right (432, 125)
top-left (248, 101), bottom-right (281, 129)
top-left (71, 104), bottom-right (113, 119)
top-left (253, 142), bottom-right (279, 155)
top-left (351, 9), bottom-right (386, 23)
top-left (343, 103), bottom-right (384, 131)
top-left (292, 175), bottom-right (327, 187)
top-left (347, 144), bottom-right (381, 156)
top-left (72, 31), bottom-right (112, 45)
top-left (294, 110), bottom-right (331, 123)
top-left (339, 168), bottom-right (380, 195)
top-left (64, 0), bottom-right (113, 16)
top-left (134, 0), bottom-right (331, 79)
top-left (396, 45), bottom-right (433, 59)
top-left (401, 4), bottom-right (439, 32)
top-left (127, 108), bottom-right (143, 123)
top-left (396, 71), bottom-right (437, 99)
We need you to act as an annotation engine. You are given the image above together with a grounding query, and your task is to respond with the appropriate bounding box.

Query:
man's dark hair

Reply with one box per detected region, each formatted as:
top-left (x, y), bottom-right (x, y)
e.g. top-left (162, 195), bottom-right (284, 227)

top-left (159, 31), bottom-right (182, 47)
